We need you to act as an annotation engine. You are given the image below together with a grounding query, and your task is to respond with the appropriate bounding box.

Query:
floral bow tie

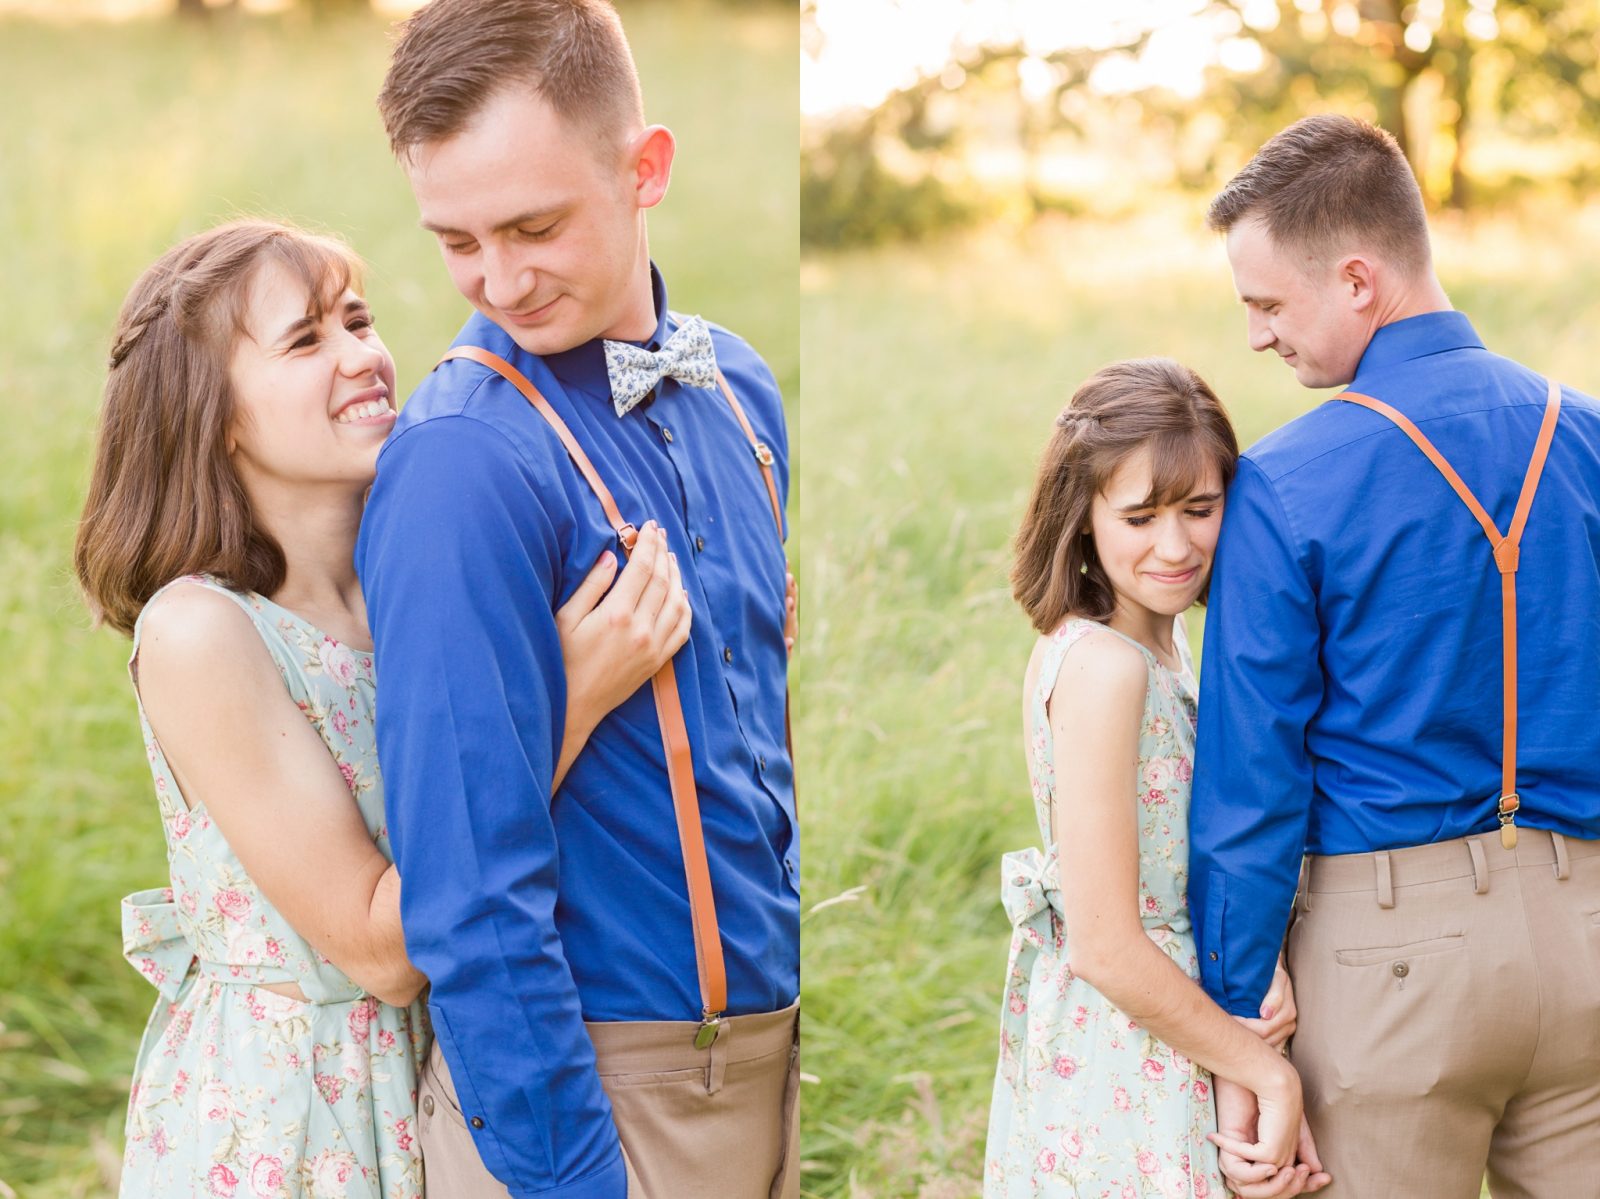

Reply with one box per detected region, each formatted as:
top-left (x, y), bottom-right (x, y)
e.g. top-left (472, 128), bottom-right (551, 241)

top-left (603, 314), bottom-right (718, 417)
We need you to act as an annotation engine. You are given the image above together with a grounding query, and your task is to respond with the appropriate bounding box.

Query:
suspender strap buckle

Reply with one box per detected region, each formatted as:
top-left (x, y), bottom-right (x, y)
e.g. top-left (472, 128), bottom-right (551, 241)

top-left (1492, 538), bottom-right (1519, 574)
top-left (752, 441), bottom-right (775, 467)
top-left (616, 523), bottom-right (639, 552)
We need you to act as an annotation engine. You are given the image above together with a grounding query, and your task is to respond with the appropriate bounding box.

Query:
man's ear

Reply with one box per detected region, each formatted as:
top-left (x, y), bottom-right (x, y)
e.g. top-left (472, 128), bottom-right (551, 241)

top-left (1338, 254), bottom-right (1378, 313)
top-left (628, 125), bottom-right (676, 210)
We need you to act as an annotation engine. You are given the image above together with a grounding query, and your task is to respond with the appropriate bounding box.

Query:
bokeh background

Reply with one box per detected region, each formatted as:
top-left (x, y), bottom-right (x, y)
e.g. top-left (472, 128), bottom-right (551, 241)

top-left (797, 1), bottom-right (1600, 1196)
top-left (0, 1), bottom-right (794, 1194)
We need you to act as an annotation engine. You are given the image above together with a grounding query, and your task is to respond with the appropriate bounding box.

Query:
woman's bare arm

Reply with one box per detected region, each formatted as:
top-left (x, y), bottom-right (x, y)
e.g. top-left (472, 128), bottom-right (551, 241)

top-left (1048, 629), bottom-right (1303, 1168)
top-left (136, 583), bottom-right (425, 1006)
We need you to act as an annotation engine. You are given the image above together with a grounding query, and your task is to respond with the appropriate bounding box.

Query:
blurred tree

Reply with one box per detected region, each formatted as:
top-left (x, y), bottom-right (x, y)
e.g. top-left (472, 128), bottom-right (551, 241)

top-left (801, 0), bottom-right (1600, 246)
top-left (176, 0), bottom-right (237, 16)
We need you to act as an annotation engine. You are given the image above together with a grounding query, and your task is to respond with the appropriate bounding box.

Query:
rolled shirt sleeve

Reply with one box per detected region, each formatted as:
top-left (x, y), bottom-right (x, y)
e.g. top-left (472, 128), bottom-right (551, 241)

top-left (1191, 455), bottom-right (1324, 1017)
top-left (358, 413), bottom-right (627, 1199)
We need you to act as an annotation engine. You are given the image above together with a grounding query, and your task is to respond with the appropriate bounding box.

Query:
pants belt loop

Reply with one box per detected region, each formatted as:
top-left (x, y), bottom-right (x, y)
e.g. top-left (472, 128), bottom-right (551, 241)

top-left (1374, 851), bottom-right (1394, 909)
top-left (1552, 831), bottom-right (1572, 880)
top-left (1296, 856), bottom-right (1312, 914)
top-left (1469, 838), bottom-right (1490, 895)
top-left (704, 1019), bottom-right (729, 1096)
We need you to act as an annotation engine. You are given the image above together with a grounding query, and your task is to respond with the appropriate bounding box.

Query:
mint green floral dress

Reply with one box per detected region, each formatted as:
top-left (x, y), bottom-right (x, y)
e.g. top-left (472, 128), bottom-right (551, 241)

top-left (119, 576), bottom-right (427, 1199)
top-left (983, 618), bottom-right (1225, 1199)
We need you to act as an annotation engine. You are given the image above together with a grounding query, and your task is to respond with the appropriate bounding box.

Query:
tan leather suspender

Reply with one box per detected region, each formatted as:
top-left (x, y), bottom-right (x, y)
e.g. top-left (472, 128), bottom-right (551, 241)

top-left (436, 345), bottom-right (788, 1046)
top-left (1337, 378), bottom-right (1562, 849)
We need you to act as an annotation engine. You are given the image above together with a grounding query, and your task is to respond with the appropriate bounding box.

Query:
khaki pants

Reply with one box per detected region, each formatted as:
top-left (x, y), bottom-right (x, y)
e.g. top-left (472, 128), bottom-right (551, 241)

top-left (418, 1003), bottom-right (801, 1199)
top-left (1287, 828), bottom-right (1600, 1198)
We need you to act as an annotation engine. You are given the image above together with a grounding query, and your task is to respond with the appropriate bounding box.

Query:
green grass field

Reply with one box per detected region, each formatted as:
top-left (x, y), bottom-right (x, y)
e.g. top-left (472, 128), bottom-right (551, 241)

top-left (0, 6), bottom-right (795, 1194)
top-left (793, 201), bottom-right (1600, 1198)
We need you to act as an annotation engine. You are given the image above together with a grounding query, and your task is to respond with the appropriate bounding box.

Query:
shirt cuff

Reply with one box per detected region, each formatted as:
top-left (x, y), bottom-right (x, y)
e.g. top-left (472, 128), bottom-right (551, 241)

top-left (513, 1152), bottom-right (628, 1199)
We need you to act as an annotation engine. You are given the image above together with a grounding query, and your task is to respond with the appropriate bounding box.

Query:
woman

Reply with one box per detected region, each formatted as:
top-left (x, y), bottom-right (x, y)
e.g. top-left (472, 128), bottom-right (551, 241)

top-left (983, 359), bottom-right (1329, 1199)
top-left (75, 220), bottom-right (691, 1197)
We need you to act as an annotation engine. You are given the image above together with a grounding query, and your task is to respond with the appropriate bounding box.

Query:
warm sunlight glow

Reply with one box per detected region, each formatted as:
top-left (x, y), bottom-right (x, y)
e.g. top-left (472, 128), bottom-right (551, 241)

top-left (804, 0), bottom-right (1251, 117)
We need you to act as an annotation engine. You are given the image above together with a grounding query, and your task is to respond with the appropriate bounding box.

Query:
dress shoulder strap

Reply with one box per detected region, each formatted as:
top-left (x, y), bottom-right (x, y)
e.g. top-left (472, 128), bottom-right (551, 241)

top-left (128, 575), bottom-right (298, 694)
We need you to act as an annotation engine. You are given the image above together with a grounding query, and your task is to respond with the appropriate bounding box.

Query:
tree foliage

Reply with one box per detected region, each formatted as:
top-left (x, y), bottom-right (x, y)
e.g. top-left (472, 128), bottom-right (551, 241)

top-left (803, 0), bottom-right (1600, 247)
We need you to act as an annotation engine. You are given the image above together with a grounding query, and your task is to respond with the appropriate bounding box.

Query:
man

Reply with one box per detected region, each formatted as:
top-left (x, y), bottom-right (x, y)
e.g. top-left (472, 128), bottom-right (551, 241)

top-left (355, 3), bottom-right (798, 1196)
top-left (1191, 113), bottom-right (1600, 1198)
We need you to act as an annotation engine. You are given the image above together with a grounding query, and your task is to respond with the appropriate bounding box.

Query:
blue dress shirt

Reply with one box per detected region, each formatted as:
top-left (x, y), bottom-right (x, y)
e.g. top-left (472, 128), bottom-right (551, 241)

top-left (1191, 311), bottom-right (1600, 1016)
top-left (355, 267), bottom-right (798, 1198)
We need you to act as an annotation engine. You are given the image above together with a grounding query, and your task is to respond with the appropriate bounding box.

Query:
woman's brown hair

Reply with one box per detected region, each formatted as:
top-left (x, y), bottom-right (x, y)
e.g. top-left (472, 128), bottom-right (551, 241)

top-left (75, 219), bottom-right (362, 637)
top-left (1011, 358), bottom-right (1239, 633)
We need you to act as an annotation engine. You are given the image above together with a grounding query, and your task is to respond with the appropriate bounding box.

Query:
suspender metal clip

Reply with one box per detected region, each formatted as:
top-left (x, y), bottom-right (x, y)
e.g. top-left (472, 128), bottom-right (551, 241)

top-left (694, 1010), bottom-right (725, 1050)
top-left (1498, 793), bottom-right (1520, 849)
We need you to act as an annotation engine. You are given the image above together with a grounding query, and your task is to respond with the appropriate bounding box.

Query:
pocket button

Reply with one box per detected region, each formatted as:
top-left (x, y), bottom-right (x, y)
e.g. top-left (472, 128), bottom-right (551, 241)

top-left (1392, 961), bottom-right (1409, 978)
top-left (422, 1094), bottom-right (435, 1116)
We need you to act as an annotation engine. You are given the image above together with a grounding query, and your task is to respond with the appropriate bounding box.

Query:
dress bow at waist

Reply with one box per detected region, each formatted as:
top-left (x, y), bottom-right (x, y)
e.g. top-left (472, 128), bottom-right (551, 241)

top-left (122, 888), bottom-right (196, 1002)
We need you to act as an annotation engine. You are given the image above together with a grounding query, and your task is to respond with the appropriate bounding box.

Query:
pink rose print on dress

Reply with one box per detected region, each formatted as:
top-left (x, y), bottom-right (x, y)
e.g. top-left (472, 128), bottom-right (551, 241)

top-left (318, 638), bottom-right (359, 688)
top-left (208, 1163), bottom-right (239, 1197)
top-left (331, 708), bottom-right (349, 740)
top-left (1051, 1054), bottom-right (1077, 1079)
top-left (201, 1079), bottom-right (237, 1123)
top-left (338, 759), bottom-right (358, 794)
top-left (1035, 1148), bottom-right (1056, 1174)
top-left (1008, 992), bottom-right (1026, 1015)
top-left (214, 890), bottom-right (252, 922)
top-left (1194, 1079), bottom-right (1210, 1102)
top-left (1059, 1131), bottom-right (1084, 1159)
top-left (347, 999), bottom-right (374, 1043)
top-left (150, 1126), bottom-right (171, 1158)
top-left (1113, 1086), bottom-right (1130, 1111)
top-left (1137, 1149), bottom-right (1159, 1175)
top-left (315, 1073), bottom-right (345, 1104)
top-left (171, 811), bottom-right (192, 839)
top-left (248, 1153), bottom-right (286, 1198)
top-left (1141, 1057), bottom-right (1165, 1082)
top-left (308, 1149), bottom-right (359, 1197)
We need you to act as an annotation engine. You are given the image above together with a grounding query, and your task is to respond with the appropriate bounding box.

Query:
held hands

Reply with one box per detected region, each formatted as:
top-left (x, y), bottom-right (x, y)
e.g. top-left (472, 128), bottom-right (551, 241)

top-left (556, 522), bottom-right (692, 737)
top-left (1208, 1076), bottom-right (1330, 1197)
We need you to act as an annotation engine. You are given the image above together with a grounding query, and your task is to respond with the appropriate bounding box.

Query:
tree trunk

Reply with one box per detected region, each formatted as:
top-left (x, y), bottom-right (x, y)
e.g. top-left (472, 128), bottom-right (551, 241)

top-left (1445, 43), bottom-right (1472, 209)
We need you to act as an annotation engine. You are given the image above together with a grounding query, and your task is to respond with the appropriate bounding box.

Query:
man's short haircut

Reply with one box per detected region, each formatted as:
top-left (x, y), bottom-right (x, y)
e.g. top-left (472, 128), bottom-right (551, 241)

top-left (1207, 114), bottom-right (1432, 276)
top-left (377, 0), bottom-right (644, 160)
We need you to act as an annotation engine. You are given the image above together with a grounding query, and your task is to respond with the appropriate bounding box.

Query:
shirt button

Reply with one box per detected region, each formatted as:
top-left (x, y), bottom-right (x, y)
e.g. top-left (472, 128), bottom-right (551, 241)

top-left (421, 1095), bottom-right (435, 1116)
top-left (695, 535), bottom-right (706, 553)
top-left (470, 1116), bottom-right (485, 1129)
top-left (1392, 961), bottom-right (1409, 978)
top-left (758, 755), bottom-right (768, 771)
top-left (723, 646), bottom-right (734, 664)
top-left (661, 426), bottom-right (674, 444)
top-left (1208, 952), bottom-right (1218, 961)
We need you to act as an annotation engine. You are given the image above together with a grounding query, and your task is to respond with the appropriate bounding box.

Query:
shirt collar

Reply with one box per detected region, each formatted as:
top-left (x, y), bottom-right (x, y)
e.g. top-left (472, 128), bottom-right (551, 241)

top-left (541, 262), bottom-right (672, 399)
top-left (1351, 310), bottom-right (1485, 381)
